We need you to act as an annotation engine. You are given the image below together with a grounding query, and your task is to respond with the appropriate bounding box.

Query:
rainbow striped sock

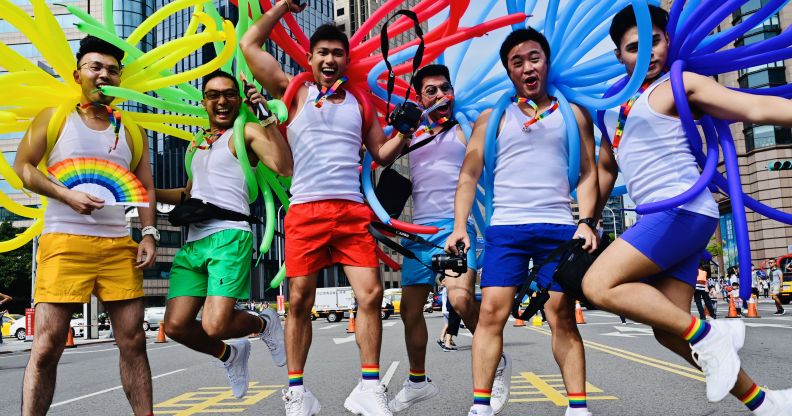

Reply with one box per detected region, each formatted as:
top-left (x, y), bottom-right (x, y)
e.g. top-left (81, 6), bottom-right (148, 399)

top-left (739, 384), bottom-right (766, 411)
top-left (409, 369), bottom-right (426, 383)
top-left (473, 389), bottom-right (491, 406)
top-left (682, 316), bottom-right (711, 345)
top-left (288, 370), bottom-right (304, 387)
top-left (362, 364), bottom-right (380, 381)
top-left (568, 392), bottom-right (587, 409)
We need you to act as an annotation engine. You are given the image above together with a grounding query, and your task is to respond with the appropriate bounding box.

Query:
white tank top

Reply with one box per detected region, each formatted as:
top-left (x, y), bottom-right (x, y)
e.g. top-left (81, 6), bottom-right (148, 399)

top-left (602, 74), bottom-right (718, 218)
top-left (43, 111), bottom-right (131, 237)
top-left (491, 104), bottom-right (574, 226)
top-left (409, 125), bottom-right (466, 224)
top-left (287, 85), bottom-right (363, 204)
top-left (187, 130), bottom-right (251, 242)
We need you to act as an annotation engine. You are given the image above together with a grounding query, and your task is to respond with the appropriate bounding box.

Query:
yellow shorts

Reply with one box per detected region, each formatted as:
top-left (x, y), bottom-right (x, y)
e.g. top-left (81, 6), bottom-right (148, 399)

top-left (35, 233), bottom-right (144, 304)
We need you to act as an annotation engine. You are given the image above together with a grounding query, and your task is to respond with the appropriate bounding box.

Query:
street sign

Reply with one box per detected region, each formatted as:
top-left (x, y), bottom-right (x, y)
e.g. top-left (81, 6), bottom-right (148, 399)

top-left (25, 307), bottom-right (34, 341)
top-left (276, 295), bottom-right (285, 315)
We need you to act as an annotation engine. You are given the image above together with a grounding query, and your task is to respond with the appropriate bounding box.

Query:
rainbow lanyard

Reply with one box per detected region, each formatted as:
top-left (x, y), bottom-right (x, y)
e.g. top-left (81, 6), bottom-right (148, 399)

top-left (612, 72), bottom-right (666, 155)
top-left (511, 96), bottom-right (559, 132)
top-left (314, 76), bottom-right (348, 108)
top-left (415, 117), bottom-right (450, 137)
top-left (78, 102), bottom-right (122, 152)
top-left (191, 129), bottom-right (226, 151)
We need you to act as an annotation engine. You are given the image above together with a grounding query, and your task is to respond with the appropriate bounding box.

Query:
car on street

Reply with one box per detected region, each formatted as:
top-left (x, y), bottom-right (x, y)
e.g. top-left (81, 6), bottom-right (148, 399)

top-left (2, 313), bottom-right (22, 338)
top-left (9, 316), bottom-right (85, 340)
top-left (143, 307), bottom-right (166, 331)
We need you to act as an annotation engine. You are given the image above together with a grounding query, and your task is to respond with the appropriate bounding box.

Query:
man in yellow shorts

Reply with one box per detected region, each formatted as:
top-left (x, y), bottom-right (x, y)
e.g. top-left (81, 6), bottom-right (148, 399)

top-left (14, 36), bottom-right (158, 416)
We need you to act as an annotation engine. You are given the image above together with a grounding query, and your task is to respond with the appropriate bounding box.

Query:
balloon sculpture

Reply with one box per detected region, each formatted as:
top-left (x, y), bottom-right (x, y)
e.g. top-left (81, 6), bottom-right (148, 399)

top-left (0, 0), bottom-right (235, 252)
top-left (602, 0), bottom-right (792, 300)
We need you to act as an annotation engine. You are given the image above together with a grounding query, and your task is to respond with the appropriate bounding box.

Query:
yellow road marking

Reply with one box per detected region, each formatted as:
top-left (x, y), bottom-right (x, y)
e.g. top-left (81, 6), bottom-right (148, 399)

top-left (527, 327), bottom-right (705, 382)
top-left (508, 372), bottom-right (617, 405)
top-left (154, 382), bottom-right (282, 415)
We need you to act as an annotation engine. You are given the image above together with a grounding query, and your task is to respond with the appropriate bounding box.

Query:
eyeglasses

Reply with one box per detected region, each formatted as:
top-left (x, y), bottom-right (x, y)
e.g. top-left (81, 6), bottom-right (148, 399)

top-left (422, 83), bottom-right (453, 98)
top-left (203, 90), bottom-right (240, 101)
top-left (79, 62), bottom-right (121, 77)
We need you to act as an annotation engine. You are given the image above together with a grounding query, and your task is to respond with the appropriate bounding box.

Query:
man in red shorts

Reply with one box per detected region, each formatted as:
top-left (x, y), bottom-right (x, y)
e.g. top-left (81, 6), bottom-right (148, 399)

top-left (241, 1), bottom-right (413, 415)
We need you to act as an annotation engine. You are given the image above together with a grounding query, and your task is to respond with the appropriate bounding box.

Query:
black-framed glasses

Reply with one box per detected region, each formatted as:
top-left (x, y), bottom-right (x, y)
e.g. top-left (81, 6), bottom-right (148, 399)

top-left (422, 83), bottom-right (453, 98)
top-left (203, 90), bottom-right (240, 101)
top-left (79, 62), bottom-right (121, 77)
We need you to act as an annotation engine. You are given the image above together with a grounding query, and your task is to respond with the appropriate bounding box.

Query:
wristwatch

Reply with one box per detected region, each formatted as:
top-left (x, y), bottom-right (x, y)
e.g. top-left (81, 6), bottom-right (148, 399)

top-left (577, 217), bottom-right (597, 230)
top-left (141, 226), bottom-right (160, 243)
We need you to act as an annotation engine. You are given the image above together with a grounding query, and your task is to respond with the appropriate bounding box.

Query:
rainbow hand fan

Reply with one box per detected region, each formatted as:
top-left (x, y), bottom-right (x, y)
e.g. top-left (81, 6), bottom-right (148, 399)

top-left (48, 157), bottom-right (150, 207)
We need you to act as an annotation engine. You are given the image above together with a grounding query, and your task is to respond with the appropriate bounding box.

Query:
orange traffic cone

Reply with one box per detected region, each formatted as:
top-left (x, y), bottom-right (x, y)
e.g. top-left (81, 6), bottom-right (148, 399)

top-left (746, 295), bottom-right (761, 318)
top-left (513, 310), bottom-right (525, 327)
top-left (65, 328), bottom-right (75, 348)
top-left (155, 321), bottom-right (167, 343)
top-left (346, 310), bottom-right (356, 333)
top-left (575, 301), bottom-right (586, 324)
top-left (726, 297), bottom-right (739, 318)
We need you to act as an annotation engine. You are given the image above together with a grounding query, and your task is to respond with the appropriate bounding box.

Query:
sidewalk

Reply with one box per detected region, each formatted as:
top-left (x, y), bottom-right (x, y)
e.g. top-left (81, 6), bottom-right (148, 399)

top-left (0, 332), bottom-right (151, 354)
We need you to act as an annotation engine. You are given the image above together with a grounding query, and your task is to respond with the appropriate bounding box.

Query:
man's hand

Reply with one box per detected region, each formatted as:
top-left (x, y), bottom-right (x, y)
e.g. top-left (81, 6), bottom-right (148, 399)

top-left (444, 226), bottom-right (470, 255)
top-left (136, 236), bottom-right (157, 269)
top-left (244, 83), bottom-right (269, 118)
top-left (574, 223), bottom-right (598, 253)
top-left (282, 0), bottom-right (306, 13)
top-left (63, 189), bottom-right (104, 215)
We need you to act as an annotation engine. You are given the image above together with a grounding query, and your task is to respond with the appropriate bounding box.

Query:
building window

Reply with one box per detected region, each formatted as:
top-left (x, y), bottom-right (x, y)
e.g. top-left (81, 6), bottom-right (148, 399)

top-left (743, 124), bottom-right (792, 152)
top-left (337, 7), bottom-right (344, 16)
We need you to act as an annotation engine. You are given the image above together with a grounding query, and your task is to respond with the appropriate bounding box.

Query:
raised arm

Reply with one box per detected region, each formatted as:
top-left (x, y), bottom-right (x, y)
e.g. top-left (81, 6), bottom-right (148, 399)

top-left (685, 71), bottom-right (792, 127)
top-left (595, 134), bottom-right (619, 221)
top-left (240, 0), bottom-right (303, 98)
top-left (245, 122), bottom-right (293, 177)
top-left (155, 180), bottom-right (191, 206)
top-left (13, 109), bottom-right (104, 214)
top-left (444, 110), bottom-right (489, 255)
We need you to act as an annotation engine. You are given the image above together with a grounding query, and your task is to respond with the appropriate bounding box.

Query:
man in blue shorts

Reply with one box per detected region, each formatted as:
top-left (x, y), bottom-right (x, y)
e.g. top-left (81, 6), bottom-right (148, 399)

top-left (389, 64), bottom-right (479, 412)
top-left (447, 29), bottom-right (599, 416)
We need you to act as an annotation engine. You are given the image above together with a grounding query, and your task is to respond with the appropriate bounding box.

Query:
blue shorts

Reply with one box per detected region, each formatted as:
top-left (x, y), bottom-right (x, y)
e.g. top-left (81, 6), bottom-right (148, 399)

top-left (401, 219), bottom-right (478, 286)
top-left (482, 223), bottom-right (576, 291)
top-left (621, 208), bottom-right (717, 287)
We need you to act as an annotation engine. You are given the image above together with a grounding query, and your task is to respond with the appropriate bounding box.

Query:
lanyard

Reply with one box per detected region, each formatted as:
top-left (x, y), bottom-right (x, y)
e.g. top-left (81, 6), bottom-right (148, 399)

top-left (415, 117), bottom-right (449, 137)
top-left (191, 129), bottom-right (226, 151)
top-left (78, 102), bottom-right (122, 152)
top-left (511, 96), bottom-right (559, 132)
top-left (314, 76), bottom-right (348, 108)
top-left (612, 72), bottom-right (666, 154)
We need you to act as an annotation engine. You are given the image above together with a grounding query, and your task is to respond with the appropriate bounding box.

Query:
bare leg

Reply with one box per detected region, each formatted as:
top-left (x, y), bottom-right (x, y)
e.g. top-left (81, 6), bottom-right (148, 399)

top-left (286, 273), bottom-right (319, 373)
top-left (445, 269), bottom-right (479, 333)
top-left (400, 285), bottom-right (432, 372)
top-left (472, 287), bottom-right (515, 391)
top-left (344, 266), bottom-right (383, 367)
top-left (21, 303), bottom-right (76, 416)
top-left (104, 298), bottom-right (153, 416)
top-left (544, 291), bottom-right (586, 394)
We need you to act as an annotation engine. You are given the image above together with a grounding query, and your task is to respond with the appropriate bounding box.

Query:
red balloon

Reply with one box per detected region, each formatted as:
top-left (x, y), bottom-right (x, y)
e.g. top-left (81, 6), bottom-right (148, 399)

top-left (375, 245), bottom-right (401, 270)
top-left (391, 219), bottom-right (441, 235)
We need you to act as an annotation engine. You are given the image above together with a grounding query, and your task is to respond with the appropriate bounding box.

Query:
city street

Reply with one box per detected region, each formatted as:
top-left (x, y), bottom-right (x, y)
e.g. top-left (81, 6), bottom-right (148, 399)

top-left (1, 300), bottom-right (790, 415)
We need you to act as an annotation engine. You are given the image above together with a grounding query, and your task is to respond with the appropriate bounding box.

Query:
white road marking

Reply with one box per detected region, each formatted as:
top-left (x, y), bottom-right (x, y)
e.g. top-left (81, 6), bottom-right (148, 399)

top-left (333, 335), bottom-right (356, 344)
top-left (51, 368), bottom-right (185, 407)
top-left (383, 322), bottom-right (398, 327)
top-left (382, 361), bottom-right (399, 387)
top-left (318, 324), bottom-right (340, 330)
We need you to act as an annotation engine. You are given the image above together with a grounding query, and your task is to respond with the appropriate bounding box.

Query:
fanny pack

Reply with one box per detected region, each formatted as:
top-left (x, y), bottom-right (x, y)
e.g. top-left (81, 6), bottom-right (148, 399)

top-left (512, 235), bottom-right (612, 320)
top-left (168, 197), bottom-right (262, 227)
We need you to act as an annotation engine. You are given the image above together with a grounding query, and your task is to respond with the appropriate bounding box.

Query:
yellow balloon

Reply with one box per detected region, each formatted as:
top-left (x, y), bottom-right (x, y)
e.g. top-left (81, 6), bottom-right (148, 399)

top-left (0, 218), bottom-right (43, 253)
top-left (137, 122), bottom-right (194, 142)
top-left (0, 42), bottom-right (44, 73)
top-left (126, 0), bottom-right (205, 47)
top-left (46, 102), bottom-right (76, 159)
top-left (0, 150), bottom-right (23, 190)
top-left (0, 188), bottom-right (42, 218)
top-left (130, 112), bottom-right (208, 128)
top-left (185, 5), bottom-right (205, 36)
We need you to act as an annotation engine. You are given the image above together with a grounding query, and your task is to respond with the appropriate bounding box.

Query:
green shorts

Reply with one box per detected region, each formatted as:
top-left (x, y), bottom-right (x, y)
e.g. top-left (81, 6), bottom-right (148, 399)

top-left (168, 229), bottom-right (253, 299)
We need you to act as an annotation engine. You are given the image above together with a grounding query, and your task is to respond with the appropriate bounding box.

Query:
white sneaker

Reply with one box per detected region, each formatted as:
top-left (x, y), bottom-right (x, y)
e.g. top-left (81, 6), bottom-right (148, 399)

top-left (219, 338), bottom-right (250, 398)
top-left (283, 388), bottom-right (321, 416)
top-left (690, 319), bottom-right (744, 402)
top-left (344, 380), bottom-right (392, 415)
top-left (468, 406), bottom-right (495, 416)
top-left (755, 388), bottom-right (792, 416)
top-left (389, 378), bottom-right (440, 412)
top-left (260, 308), bottom-right (286, 367)
top-left (565, 407), bottom-right (593, 416)
top-left (491, 353), bottom-right (512, 414)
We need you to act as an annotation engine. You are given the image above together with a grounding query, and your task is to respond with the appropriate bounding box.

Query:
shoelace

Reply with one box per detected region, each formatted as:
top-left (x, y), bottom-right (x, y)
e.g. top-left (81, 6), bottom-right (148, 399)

top-left (282, 389), bottom-right (304, 414)
top-left (373, 385), bottom-right (390, 410)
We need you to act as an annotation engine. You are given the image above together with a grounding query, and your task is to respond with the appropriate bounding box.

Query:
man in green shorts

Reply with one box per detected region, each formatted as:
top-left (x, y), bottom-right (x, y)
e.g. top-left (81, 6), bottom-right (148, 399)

top-left (156, 70), bottom-right (293, 398)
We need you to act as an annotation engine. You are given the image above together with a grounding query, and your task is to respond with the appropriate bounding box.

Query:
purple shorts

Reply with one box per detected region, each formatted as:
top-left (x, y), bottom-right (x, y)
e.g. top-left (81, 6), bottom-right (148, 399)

top-left (621, 208), bottom-right (717, 287)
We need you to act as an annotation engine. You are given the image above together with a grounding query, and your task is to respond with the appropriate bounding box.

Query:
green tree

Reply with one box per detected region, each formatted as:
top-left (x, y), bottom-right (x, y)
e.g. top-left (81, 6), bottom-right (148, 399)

top-left (706, 237), bottom-right (723, 258)
top-left (0, 221), bottom-right (33, 289)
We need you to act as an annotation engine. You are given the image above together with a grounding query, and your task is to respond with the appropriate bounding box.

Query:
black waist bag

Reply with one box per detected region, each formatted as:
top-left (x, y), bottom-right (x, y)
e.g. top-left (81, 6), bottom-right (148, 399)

top-left (168, 198), bottom-right (261, 226)
top-left (374, 168), bottom-right (412, 218)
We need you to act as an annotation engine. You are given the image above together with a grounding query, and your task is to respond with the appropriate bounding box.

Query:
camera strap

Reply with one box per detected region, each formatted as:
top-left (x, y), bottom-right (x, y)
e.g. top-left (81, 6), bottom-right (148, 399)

top-left (368, 222), bottom-right (458, 280)
top-left (511, 239), bottom-right (582, 320)
top-left (380, 9), bottom-right (424, 122)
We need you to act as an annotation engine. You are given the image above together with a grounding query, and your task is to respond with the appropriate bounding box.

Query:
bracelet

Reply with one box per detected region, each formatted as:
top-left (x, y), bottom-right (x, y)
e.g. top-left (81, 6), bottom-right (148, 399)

top-left (260, 113), bottom-right (278, 127)
top-left (396, 132), bottom-right (412, 143)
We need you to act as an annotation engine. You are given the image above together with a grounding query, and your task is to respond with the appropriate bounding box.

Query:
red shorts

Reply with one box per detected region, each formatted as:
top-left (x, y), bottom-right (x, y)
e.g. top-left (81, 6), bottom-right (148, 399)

top-left (285, 200), bottom-right (379, 277)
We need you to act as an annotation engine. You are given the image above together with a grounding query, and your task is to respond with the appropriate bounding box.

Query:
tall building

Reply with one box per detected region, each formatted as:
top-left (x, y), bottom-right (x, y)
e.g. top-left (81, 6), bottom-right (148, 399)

top-left (662, 1), bottom-right (792, 273)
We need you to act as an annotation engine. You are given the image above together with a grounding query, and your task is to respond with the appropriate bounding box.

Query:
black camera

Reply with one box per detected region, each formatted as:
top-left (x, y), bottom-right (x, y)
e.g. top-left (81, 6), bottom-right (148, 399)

top-left (431, 242), bottom-right (468, 275)
top-left (388, 101), bottom-right (423, 134)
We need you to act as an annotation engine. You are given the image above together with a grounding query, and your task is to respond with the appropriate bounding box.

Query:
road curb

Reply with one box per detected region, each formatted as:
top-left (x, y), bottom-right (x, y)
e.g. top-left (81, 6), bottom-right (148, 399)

top-left (0, 337), bottom-right (120, 355)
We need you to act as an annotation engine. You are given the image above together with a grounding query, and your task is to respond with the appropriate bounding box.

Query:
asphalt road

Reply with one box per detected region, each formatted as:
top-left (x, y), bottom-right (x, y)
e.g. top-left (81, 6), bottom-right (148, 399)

top-left (0, 299), bottom-right (790, 415)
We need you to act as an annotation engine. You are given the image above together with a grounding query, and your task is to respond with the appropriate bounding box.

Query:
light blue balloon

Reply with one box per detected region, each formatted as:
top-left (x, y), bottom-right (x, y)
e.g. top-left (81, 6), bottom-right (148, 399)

top-left (361, 151), bottom-right (391, 225)
top-left (367, 45), bottom-right (420, 104)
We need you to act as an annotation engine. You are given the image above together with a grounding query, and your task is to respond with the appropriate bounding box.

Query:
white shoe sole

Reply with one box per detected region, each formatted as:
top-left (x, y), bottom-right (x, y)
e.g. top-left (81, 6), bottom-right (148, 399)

top-left (389, 384), bottom-right (440, 412)
top-left (262, 311), bottom-right (287, 367)
top-left (343, 398), bottom-right (365, 415)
